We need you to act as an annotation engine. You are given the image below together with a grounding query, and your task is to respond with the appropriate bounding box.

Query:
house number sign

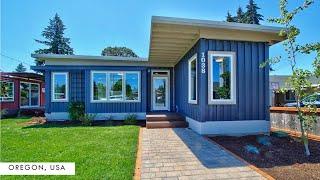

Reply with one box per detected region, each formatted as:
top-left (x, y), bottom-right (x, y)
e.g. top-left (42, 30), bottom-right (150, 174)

top-left (201, 52), bottom-right (206, 74)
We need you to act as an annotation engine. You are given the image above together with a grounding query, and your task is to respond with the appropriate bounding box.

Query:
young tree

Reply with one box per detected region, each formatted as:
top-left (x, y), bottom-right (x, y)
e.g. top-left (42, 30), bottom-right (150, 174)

top-left (15, 63), bottom-right (27, 72)
top-left (266, 0), bottom-right (319, 156)
top-left (244, 0), bottom-right (264, 24)
top-left (226, 11), bottom-right (236, 22)
top-left (34, 13), bottom-right (74, 66)
top-left (101, 46), bottom-right (138, 57)
top-left (236, 7), bottom-right (245, 23)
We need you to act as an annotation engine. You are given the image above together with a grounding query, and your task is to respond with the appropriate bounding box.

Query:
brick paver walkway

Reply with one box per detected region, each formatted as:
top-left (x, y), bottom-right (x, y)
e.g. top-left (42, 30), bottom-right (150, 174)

top-left (141, 128), bottom-right (265, 180)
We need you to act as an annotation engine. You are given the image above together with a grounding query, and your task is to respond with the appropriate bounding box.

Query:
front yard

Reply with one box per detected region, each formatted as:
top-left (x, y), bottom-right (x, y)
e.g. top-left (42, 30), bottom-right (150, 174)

top-left (211, 132), bottom-right (320, 180)
top-left (0, 117), bottom-right (140, 179)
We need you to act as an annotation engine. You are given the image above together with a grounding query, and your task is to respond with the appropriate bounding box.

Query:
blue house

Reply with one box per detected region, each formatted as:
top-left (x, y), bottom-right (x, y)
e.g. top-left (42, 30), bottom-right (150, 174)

top-left (32, 16), bottom-right (284, 135)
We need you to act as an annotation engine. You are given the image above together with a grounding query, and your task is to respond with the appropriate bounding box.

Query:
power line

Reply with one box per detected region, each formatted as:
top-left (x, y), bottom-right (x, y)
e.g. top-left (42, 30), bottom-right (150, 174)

top-left (0, 53), bottom-right (33, 66)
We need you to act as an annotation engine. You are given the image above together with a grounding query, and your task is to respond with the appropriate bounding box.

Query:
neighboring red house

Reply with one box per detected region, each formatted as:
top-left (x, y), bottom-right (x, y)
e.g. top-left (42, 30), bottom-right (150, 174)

top-left (0, 72), bottom-right (45, 117)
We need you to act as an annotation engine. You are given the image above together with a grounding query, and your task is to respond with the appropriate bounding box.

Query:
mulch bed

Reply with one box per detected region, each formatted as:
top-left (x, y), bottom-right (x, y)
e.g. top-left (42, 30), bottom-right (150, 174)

top-left (210, 133), bottom-right (320, 180)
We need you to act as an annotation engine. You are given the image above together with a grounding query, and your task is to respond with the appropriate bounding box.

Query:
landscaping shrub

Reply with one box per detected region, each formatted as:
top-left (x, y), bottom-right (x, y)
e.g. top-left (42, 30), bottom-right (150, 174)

top-left (68, 101), bottom-right (85, 121)
top-left (245, 144), bottom-right (260, 154)
top-left (124, 114), bottom-right (137, 125)
top-left (0, 109), bottom-right (8, 119)
top-left (256, 136), bottom-right (272, 146)
top-left (80, 114), bottom-right (96, 126)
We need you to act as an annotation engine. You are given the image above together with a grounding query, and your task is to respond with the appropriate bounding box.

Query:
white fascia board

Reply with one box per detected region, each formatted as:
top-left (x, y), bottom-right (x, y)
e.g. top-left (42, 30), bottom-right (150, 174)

top-left (31, 54), bottom-right (148, 62)
top-left (152, 16), bottom-right (283, 34)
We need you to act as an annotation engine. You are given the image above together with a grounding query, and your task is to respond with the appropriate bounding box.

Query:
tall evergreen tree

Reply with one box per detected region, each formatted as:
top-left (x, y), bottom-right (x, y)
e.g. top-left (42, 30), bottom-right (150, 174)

top-left (244, 0), bottom-right (264, 24)
top-left (226, 11), bottom-right (235, 22)
top-left (236, 7), bottom-right (245, 23)
top-left (34, 13), bottom-right (74, 65)
top-left (15, 63), bottom-right (26, 72)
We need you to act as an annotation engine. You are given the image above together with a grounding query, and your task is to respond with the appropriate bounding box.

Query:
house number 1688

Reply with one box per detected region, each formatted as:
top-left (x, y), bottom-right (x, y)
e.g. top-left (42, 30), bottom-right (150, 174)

top-left (201, 52), bottom-right (206, 74)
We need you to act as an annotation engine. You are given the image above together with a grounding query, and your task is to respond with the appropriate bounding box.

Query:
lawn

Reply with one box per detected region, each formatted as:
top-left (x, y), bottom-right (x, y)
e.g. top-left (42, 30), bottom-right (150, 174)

top-left (0, 117), bottom-right (140, 179)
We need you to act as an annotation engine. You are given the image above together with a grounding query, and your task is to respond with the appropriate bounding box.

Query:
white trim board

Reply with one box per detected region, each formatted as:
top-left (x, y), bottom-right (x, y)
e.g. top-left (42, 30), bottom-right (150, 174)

top-left (186, 116), bottom-right (270, 135)
top-left (45, 112), bottom-right (146, 121)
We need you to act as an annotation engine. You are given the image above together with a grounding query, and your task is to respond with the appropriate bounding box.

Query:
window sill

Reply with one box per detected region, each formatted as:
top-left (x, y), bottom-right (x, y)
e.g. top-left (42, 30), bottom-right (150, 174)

top-left (208, 99), bottom-right (236, 105)
top-left (0, 100), bottom-right (14, 102)
top-left (188, 100), bottom-right (198, 104)
top-left (51, 100), bottom-right (69, 103)
top-left (90, 100), bottom-right (141, 103)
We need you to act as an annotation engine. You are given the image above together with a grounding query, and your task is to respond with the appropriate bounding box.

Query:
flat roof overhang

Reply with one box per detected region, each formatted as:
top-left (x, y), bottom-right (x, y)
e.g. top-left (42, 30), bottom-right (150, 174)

top-left (31, 54), bottom-right (173, 69)
top-left (148, 16), bottom-right (285, 66)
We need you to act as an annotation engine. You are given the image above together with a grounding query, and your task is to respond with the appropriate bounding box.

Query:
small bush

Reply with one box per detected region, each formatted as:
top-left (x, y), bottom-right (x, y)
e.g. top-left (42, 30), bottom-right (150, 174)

top-left (256, 136), bottom-right (272, 146)
top-left (245, 144), bottom-right (260, 154)
top-left (0, 109), bottom-right (8, 119)
top-left (124, 114), bottom-right (137, 125)
top-left (80, 114), bottom-right (96, 126)
top-left (68, 101), bottom-right (85, 121)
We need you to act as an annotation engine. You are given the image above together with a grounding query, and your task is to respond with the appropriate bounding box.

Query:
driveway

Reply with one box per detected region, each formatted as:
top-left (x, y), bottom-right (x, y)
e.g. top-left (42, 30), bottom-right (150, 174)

top-left (140, 128), bottom-right (266, 180)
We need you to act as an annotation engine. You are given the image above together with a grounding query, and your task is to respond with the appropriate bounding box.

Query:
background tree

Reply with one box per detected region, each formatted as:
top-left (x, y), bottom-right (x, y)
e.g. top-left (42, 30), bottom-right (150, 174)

top-left (244, 0), bottom-right (264, 24)
top-left (34, 13), bottom-right (74, 66)
top-left (15, 63), bottom-right (26, 72)
top-left (101, 46), bottom-right (138, 57)
top-left (236, 7), bottom-right (245, 23)
top-left (226, 11), bottom-right (235, 22)
top-left (265, 0), bottom-right (319, 156)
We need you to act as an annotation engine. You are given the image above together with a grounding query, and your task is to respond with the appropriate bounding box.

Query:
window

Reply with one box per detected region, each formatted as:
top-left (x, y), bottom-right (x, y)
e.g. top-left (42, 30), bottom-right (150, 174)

top-left (0, 81), bottom-right (14, 102)
top-left (109, 73), bottom-right (124, 101)
top-left (188, 54), bottom-right (197, 104)
top-left (20, 82), bottom-right (40, 107)
top-left (125, 73), bottom-right (139, 101)
top-left (52, 72), bottom-right (68, 102)
top-left (208, 51), bottom-right (236, 104)
top-left (91, 71), bottom-right (140, 102)
top-left (93, 73), bottom-right (107, 100)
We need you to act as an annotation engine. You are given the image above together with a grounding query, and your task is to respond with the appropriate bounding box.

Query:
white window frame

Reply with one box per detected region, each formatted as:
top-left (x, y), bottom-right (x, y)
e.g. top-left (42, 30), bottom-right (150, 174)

top-left (51, 72), bottom-right (69, 102)
top-left (0, 81), bottom-right (14, 102)
top-left (20, 82), bottom-right (40, 108)
top-left (90, 71), bottom-right (141, 103)
top-left (208, 51), bottom-right (237, 105)
top-left (188, 54), bottom-right (197, 104)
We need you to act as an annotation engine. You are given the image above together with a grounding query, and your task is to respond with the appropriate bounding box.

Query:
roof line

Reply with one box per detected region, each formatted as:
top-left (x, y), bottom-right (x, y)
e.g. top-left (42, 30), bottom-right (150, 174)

top-left (151, 16), bottom-right (283, 34)
top-left (31, 54), bottom-right (148, 61)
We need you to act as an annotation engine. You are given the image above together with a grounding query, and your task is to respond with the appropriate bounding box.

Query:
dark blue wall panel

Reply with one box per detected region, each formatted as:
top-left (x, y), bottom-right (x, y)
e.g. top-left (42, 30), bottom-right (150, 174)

top-left (174, 40), bottom-right (201, 121)
top-left (174, 39), bottom-right (269, 122)
top-left (46, 66), bottom-right (149, 114)
top-left (200, 39), bottom-right (269, 122)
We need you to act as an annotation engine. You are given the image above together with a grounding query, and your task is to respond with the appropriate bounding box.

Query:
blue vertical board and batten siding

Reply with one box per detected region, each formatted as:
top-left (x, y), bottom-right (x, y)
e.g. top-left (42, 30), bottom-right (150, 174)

top-left (174, 40), bottom-right (201, 121)
top-left (45, 66), bottom-right (148, 114)
top-left (174, 38), bottom-right (270, 122)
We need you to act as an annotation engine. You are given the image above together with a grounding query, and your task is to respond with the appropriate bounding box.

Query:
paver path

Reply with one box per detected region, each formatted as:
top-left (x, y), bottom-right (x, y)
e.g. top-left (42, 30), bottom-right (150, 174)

top-left (141, 128), bottom-right (265, 180)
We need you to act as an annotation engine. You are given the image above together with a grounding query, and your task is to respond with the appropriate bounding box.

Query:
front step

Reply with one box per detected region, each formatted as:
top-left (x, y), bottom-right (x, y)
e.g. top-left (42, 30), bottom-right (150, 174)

top-left (146, 114), bottom-right (185, 122)
top-left (146, 120), bottom-right (188, 128)
top-left (146, 112), bottom-right (188, 128)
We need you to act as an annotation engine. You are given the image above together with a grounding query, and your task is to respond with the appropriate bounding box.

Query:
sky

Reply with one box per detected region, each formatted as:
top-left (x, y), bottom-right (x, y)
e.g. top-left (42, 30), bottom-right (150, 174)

top-left (1, 0), bottom-right (319, 75)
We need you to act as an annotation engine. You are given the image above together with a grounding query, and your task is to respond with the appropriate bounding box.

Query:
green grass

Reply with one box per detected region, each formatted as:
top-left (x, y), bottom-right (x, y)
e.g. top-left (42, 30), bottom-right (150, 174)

top-left (0, 117), bottom-right (140, 179)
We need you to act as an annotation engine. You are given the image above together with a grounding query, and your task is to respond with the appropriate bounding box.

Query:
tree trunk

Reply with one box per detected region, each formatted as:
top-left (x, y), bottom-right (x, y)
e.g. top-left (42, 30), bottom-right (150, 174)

top-left (296, 94), bottom-right (311, 156)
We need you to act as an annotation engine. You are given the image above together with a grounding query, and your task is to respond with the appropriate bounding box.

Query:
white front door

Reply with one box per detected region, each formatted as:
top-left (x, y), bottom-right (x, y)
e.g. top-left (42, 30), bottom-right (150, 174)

top-left (152, 76), bottom-right (169, 111)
